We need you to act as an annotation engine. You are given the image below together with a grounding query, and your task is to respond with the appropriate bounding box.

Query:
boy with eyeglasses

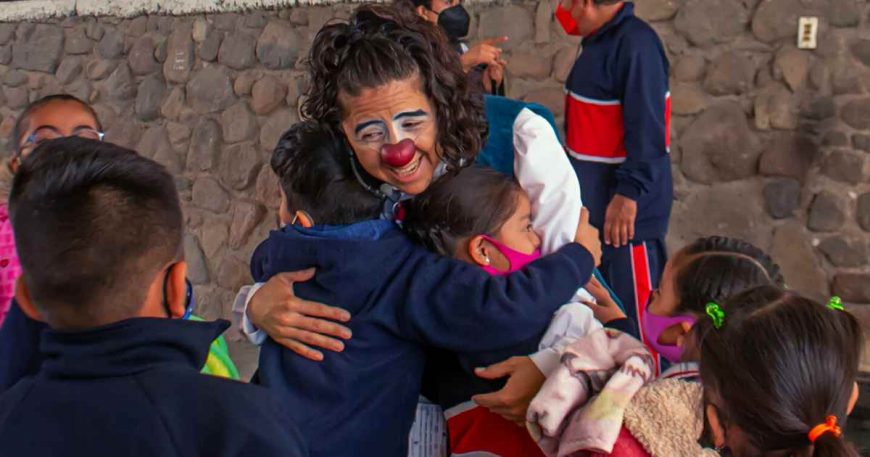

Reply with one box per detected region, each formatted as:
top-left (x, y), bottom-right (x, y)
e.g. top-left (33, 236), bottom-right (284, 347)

top-left (0, 95), bottom-right (103, 329)
top-left (0, 94), bottom-right (240, 389)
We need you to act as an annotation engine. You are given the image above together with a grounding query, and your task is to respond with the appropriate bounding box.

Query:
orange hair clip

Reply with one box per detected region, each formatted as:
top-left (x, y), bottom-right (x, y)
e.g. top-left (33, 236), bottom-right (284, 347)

top-left (808, 416), bottom-right (842, 444)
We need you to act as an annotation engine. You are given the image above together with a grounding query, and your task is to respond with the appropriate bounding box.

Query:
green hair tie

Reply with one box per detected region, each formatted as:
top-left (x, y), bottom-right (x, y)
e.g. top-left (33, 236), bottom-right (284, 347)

top-left (706, 302), bottom-right (725, 329)
top-left (827, 296), bottom-right (844, 312)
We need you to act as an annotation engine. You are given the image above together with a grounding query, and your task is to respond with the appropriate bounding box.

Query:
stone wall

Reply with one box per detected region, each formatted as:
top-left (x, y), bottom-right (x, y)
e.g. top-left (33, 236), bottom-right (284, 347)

top-left (0, 1), bottom-right (868, 365)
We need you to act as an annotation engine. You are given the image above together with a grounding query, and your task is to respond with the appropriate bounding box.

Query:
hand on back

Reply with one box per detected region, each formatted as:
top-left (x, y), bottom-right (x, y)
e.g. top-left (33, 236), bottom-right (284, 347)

top-left (247, 270), bottom-right (352, 361)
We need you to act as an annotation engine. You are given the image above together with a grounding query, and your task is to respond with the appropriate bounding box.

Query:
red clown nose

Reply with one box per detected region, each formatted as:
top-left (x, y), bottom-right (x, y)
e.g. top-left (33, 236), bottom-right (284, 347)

top-left (381, 139), bottom-right (416, 168)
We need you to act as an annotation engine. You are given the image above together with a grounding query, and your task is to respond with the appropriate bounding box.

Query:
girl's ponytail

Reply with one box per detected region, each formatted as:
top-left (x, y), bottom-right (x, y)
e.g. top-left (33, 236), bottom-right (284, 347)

top-left (812, 433), bottom-right (860, 457)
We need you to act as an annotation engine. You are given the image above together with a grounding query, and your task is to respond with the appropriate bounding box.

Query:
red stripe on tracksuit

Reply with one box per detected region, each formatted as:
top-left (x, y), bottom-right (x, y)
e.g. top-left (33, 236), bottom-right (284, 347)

top-left (664, 93), bottom-right (672, 150)
top-left (630, 243), bottom-right (661, 375)
top-left (565, 93), bottom-right (627, 163)
top-left (447, 403), bottom-right (544, 457)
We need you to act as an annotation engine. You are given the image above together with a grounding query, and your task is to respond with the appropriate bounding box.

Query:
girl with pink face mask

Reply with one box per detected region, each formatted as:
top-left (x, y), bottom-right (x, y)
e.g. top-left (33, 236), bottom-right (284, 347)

top-left (607, 236), bottom-right (784, 381)
top-left (403, 166), bottom-right (624, 457)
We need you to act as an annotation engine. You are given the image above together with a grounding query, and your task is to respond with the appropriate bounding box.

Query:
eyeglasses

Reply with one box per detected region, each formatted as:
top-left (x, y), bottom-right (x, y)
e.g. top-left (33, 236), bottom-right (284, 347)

top-left (17, 127), bottom-right (105, 156)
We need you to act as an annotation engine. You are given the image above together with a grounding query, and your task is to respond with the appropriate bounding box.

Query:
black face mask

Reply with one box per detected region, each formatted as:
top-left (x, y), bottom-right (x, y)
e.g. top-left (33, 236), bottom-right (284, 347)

top-left (437, 5), bottom-right (470, 41)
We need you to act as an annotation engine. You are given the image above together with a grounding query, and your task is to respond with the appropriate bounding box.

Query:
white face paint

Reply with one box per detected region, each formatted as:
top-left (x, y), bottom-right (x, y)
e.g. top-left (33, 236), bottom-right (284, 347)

top-left (340, 76), bottom-right (441, 196)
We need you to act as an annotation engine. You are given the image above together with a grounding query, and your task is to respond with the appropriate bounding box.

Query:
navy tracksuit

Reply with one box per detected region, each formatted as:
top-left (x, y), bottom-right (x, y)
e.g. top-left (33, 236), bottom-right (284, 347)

top-left (0, 318), bottom-right (308, 457)
top-left (564, 2), bottom-right (672, 371)
top-left (251, 220), bottom-right (593, 457)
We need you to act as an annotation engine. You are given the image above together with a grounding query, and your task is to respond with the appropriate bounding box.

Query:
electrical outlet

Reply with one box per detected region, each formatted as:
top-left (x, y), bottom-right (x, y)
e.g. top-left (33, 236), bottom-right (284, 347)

top-left (798, 17), bottom-right (818, 49)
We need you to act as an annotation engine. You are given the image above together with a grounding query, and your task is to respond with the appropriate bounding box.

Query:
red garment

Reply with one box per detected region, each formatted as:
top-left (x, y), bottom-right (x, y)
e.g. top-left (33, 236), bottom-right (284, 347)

top-left (588, 426), bottom-right (651, 457)
top-left (447, 403), bottom-right (544, 457)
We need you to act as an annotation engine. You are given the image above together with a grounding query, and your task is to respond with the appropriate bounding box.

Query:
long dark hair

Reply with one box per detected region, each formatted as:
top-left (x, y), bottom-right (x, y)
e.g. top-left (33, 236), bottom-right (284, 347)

top-left (673, 236), bottom-right (785, 315)
top-left (402, 166), bottom-right (521, 256)
top-left (698, 286), bottom-right (863, 457)
top-left (301, 4), bottom-right (487, 174)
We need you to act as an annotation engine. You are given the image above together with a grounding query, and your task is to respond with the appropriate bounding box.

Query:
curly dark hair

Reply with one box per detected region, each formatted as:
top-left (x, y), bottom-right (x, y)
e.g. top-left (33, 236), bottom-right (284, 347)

top-left (301, 4), bottom-right (487, 175)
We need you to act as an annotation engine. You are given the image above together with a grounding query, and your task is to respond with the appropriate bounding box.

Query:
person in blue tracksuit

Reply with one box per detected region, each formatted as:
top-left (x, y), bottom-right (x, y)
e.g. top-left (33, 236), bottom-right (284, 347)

top-left (557, 0), bottom-right (672, 370)
top-left (253, 121), bottom-right (599, 457)
top-left (0, 138), bottom-right (307, 457)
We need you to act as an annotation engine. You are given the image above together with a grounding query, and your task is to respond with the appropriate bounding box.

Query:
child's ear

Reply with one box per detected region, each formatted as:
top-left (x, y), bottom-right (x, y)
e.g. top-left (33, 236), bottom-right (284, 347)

top-left (278, 188), bottom-right (293, 226)
top-left (294, 211), bottom-right (314, 228)
top-left (15, 276), bottom-right (44, 322)
top-left (674, 321), bottom-right (694, 348)
top-left (467, 235), bottom-right (491, 267)
top-left (848, 382), bottom-right (859, 415)
top-left (706, 404), bottom-right (727, 449)
top-left (8, 157), bottom-right (19, 173)
top-left (165, 261), bottom-right (188, 319)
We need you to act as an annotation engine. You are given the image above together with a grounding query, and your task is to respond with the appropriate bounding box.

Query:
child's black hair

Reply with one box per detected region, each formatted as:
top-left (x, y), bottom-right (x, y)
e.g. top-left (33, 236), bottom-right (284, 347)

top-left (698, 286), bottom-right (862, 457)
top-left (10, 137), bottom-right (181, 329)
top-left (10, 94), bottom-right (102, 157)
top-left (672, 236), bottom-right (785, 315)
top-left (402, 165), bottom-right (522, 256)
top-left (270, 121), bottom-right (382, 226)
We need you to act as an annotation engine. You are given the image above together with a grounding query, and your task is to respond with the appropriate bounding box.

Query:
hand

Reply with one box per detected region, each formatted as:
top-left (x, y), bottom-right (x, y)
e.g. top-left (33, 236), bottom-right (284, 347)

top-left (574, 207), bottom-right (602, 267)
top-left (482, 61), bottom-right (506, 93)
top-left (460, 36), bottom-right (508, 72)
top-left (582, 276), bottom-right (626, 324)
top-left (603, 194), bottom-right (637, 248)
top-left (247, 269), bottom-right (352, 361)
top-left (472, 356), bottom-right (546, 425)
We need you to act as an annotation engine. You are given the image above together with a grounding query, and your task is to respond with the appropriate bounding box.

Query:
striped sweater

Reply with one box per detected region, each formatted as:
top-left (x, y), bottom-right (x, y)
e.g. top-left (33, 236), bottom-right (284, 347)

top-left (565, 2), bottom-right (672, 240)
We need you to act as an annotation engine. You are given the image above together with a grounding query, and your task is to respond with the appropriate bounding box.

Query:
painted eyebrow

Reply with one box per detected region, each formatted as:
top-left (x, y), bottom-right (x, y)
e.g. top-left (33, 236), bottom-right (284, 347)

top-left (394, 110), bottom-right (428, 120)
top-left (354, 120), bottom-right (383, 135)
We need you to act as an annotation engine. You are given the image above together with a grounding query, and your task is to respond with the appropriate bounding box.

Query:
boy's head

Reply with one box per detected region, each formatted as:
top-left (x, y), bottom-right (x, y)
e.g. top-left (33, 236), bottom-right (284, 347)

top-left (10, 94), bottom-right (103, 166)
top-left (271, 121), bottom-right (381, 227)
top-left (10, 137), bottom-right (187, 330)
top-left (557, 0), bottom-right (623, 36)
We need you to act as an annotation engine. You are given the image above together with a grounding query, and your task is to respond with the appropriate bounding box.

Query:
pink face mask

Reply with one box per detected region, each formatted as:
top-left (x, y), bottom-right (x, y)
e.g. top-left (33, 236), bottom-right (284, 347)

top-left (641, 309), bottom-right (696, 364)
top-left (479, 235), bottom-right (542, 276)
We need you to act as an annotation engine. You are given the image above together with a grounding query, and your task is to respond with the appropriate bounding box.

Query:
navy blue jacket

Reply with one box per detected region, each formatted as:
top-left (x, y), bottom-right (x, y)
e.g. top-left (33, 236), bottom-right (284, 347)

top-left (252, 220), bottom-right (593, 457)
top-left (0, 318), bottom-right (307, 457)
top-left (564, 2), bottom-right (672, 240)
top-left (0, 301), bottom-right (42, 392)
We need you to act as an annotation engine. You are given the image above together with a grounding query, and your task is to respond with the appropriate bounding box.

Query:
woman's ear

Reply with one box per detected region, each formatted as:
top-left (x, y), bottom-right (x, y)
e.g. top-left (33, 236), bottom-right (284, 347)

top-left (15, 276), bottom-right (44, 322)
top-left (848, 382), bottom-right (860, 415)
top-left (165, 261), bottom-right (188, 319)
top-left (467, 235), bottom-right (491, 267)
top-left (415, 5), bottom-right (433, 21)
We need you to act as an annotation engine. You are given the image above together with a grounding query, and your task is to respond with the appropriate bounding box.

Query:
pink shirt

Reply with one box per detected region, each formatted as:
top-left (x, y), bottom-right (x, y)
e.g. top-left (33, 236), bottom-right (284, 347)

top-left (0, 204), bottom-right (21, 327)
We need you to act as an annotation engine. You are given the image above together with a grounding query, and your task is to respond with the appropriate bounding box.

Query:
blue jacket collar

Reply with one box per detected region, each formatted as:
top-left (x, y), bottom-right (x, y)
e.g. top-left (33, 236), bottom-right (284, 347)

top-left (585, 2), bottom-right (634, 42)
top-left (39, 318), bottom-right (228, 379)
